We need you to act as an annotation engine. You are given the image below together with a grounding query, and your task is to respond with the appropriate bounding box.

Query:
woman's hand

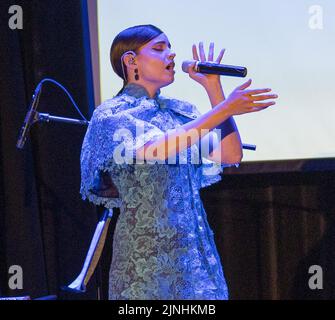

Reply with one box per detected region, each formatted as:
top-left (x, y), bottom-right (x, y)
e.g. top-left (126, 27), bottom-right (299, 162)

top-left (187, 42), bottom-right (225, 88)
top-left (221, 79), bottom-right (278, 116)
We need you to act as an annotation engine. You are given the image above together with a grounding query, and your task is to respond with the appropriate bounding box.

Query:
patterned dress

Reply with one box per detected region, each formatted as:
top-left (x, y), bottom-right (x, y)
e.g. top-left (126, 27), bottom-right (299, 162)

top-left (80, 83), bottom-right (236, 300)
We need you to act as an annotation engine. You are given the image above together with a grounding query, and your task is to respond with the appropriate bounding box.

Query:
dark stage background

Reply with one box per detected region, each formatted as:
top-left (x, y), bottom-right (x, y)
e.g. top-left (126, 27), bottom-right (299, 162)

top-left (0, 0), bottom-right (334, 300)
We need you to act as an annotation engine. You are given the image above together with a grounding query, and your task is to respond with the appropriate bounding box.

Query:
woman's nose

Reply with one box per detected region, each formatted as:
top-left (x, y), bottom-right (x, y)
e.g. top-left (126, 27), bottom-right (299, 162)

top-left (169, 51), bottom-right (176, 60)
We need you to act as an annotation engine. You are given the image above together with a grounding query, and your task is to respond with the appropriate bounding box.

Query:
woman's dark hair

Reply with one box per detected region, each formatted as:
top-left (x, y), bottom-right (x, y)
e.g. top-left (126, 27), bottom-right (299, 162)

top-left (110, 24), bottom-right (163, 93)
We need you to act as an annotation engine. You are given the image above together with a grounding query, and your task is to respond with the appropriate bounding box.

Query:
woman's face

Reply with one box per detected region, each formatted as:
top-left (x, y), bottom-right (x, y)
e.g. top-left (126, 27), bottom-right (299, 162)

top-left (135, 33), bottom-right (176, 88)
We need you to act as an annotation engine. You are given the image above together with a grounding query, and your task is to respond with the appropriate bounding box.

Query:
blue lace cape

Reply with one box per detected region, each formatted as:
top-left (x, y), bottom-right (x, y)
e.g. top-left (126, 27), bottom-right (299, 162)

top-left (80, 83), bottom-right (236, 209)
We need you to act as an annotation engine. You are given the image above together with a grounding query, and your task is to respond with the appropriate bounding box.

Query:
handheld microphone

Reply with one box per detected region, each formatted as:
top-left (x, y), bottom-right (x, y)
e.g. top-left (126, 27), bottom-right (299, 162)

top-left (16, 84), bottom-right (42, 149)
top-left (182, 60), bottom-right (247, 78)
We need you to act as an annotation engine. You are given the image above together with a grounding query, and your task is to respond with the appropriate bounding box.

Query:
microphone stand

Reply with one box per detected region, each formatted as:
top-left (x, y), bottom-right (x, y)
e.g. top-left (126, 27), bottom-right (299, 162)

top-left (35, 113), bottom-right (256, 150)
top-left (35, 112), bottom-right (90, 126)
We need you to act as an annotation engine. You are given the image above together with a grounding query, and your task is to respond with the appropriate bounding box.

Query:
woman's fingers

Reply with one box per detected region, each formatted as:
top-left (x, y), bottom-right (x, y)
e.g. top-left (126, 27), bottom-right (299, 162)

top-left (236, 79), bottom-right (252, 90)
top-left (187, 61), bottom-right (197, 75)
top-left (227, 80), bottom-right (278, 115)
top-left (208, 42), bottom-right (214, 61)
top-left (251, 101), bottom-right (276, 108)
top-left (251, 94), bottom-right (278, 101)
top-left (192, 42), bottom-right (225, 64)
top-left (199, 42), bottom-right (206, 61)
top-left (215, 48), bottom-right (225, 64)
top-left (244, 88), bottom-right (272, 95)
top-left (192, 44), bottom-right (199, 61)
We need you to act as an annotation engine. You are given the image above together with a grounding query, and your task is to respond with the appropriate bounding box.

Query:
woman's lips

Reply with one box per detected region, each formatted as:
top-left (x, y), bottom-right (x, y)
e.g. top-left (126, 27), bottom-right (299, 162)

top-left (166, 62), bottom-right (175, 71)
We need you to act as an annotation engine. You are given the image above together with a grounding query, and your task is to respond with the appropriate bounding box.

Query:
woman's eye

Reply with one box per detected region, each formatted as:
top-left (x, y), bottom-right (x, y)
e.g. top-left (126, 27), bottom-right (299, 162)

top-left (153, 48), bottom-right (163, 51)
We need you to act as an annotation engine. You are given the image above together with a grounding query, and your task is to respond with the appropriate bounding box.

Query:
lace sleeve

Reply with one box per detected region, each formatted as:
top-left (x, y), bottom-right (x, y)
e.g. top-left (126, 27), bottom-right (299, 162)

top-left (80, 98), bottom-right (164, 209)
top-left (170, 99), bottom-right (240, 189)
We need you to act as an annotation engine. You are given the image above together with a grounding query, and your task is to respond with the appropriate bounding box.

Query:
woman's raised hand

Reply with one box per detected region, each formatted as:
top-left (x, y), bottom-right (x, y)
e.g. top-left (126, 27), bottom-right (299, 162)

top-left (222, 79), bottom-right (278, 116)
top-left (187, 41), bottom-right (225, 87)
top-left (188, 42), bottom-right (278, 115)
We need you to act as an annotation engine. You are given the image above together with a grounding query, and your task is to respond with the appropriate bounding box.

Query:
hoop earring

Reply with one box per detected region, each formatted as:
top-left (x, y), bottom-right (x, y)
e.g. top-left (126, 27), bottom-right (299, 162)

top-left (134, 68), bottom-right (139, 81)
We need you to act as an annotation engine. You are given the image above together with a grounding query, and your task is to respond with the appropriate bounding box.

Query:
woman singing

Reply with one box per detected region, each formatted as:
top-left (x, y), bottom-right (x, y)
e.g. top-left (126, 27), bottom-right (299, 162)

top-left (80, 24), bottom-right (277, 300)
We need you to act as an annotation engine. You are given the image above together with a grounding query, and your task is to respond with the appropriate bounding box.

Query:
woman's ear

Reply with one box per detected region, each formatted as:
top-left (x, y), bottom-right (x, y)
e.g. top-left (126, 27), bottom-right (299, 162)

top-left (123, 52), bottom-right (137, 69)
top-left (120, 50), bottom-right (138, 81)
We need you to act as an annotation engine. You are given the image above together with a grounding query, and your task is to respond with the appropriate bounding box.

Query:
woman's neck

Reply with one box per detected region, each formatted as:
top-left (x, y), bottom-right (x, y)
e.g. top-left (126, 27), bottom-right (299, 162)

top-left (127, 81), bottom-right (160, 99)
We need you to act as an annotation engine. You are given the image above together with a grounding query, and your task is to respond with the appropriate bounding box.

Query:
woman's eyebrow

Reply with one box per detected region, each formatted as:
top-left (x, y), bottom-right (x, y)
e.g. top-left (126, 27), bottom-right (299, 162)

top-left (153, 41), bottom-right (171, 48)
